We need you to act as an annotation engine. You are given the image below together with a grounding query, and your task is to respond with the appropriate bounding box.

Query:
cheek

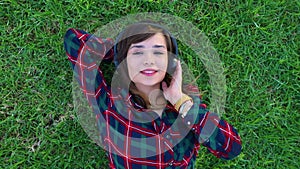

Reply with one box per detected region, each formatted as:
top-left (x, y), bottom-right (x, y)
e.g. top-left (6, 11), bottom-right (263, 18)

top-left (158, 57), bottom-right (168, 71)
top-left (126, 57), bottom-right (138, 80)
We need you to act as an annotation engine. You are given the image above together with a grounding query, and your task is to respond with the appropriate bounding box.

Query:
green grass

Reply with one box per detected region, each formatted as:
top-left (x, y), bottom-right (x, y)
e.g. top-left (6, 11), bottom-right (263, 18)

top-left (1, 0), bottom-right (299, 168)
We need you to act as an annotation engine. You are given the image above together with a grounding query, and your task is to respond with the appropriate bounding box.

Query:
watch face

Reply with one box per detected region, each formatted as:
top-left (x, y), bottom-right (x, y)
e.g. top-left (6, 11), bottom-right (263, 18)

top-left (179, 100), bottom-right (193, 118)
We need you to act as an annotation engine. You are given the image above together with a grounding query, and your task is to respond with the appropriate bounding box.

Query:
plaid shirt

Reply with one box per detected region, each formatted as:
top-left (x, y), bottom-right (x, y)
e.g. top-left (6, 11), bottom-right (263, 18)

top-left (64, 28), bottom-right (242, 169)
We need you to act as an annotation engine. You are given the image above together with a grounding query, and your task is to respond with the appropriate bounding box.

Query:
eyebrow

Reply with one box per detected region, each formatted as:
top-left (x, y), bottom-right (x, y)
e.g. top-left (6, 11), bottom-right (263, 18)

top-left (129, 45), bottom-right (166, 49)
top-left (153, 45), bottom-right (166, 48)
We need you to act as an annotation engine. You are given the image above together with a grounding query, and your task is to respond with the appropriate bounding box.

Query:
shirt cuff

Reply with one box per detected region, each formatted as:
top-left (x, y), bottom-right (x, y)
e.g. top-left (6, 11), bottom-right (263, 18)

top-left (180, 95), bottom-right (204, 128)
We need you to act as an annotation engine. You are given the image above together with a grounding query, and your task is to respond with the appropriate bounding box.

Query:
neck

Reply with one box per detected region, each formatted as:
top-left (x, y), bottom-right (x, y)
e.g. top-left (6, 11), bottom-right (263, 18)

top-left (134, 83), bottom-right (166, 111)
top-left (135, 83), bottom-right (161, 97)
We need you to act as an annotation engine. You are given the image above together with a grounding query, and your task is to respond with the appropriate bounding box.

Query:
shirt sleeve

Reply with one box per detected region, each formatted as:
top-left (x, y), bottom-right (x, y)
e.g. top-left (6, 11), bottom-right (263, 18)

top-left (63, 28), bottom-right (114, 113)
top-left (182, 95), bottom-right (242, 160)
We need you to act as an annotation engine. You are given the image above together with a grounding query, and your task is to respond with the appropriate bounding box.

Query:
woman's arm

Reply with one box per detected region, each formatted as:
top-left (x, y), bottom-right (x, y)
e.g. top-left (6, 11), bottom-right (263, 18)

top-left (63, 28), bottom-right (114, 112)
top-left (163, 58), bottom-right (241, 160)
top-left (181, 96), bottom-right (242, 160)
top-left (64, 28), bottom-right (114, 64)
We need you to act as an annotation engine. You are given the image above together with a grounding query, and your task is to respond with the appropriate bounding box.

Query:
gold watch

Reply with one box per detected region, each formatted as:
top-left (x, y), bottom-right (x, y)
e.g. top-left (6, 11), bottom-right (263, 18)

top-left (179, 99), bottom-right (193, 118)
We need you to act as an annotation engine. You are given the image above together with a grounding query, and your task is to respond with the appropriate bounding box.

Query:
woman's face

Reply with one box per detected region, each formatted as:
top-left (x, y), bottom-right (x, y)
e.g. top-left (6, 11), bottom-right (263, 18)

top-left (126, 33), bottom-right (168, 91)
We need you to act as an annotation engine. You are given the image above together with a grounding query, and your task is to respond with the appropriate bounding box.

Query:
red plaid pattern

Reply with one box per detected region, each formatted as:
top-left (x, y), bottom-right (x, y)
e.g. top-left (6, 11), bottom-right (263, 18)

top-left (64, 28), bottom-right (242, 169)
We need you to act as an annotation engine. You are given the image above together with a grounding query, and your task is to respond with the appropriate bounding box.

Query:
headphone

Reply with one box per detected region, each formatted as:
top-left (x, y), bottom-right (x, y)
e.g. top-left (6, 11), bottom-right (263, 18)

top-left (113, 22), bottom-right (179, 74)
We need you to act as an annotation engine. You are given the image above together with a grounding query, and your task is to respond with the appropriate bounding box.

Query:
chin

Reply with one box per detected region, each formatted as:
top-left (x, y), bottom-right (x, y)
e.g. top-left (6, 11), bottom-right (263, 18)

top-left (135, 80), bottom-right (161, 87)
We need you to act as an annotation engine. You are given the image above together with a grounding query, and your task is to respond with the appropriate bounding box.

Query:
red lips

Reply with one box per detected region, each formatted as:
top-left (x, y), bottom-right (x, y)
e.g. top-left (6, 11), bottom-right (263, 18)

top-left (140, 69), bottom-right (158, 76)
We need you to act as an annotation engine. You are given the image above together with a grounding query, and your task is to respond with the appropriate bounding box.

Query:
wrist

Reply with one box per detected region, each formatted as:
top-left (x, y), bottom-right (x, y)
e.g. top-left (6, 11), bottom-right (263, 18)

top-left (173, 94), bottom-right (192, 111)
top-left (168, 93), bottom-right (183, 105)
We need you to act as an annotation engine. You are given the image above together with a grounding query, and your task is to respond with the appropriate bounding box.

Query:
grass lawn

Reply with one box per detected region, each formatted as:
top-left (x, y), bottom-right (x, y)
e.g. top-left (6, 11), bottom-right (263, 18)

top-left (1, 0), bottom-right (299, 168)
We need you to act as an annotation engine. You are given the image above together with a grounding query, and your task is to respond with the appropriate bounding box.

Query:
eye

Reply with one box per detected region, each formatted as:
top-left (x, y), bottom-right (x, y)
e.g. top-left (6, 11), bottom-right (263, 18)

top-left (132, 51), bottom-right (143, 55)
top-left (154, 51), bottom-right (164, 55)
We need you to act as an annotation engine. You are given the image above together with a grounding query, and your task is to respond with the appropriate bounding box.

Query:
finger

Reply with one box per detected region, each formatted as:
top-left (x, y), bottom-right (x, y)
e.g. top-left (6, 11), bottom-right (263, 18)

top-left (176, 59), bottom-right (181, 69)
top-left (173, 60), bottom-right (181, 75)
top-left (173, 60), bottom-right (182, 83)
top-left (162, 81), bottom-right (168, 91)
top-left (169, 76), bottom-right (175, 87)
top-left (176, 60), bottom-right (182, 77)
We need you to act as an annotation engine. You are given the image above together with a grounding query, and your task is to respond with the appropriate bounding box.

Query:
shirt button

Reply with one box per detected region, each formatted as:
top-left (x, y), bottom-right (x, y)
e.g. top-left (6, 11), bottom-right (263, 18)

top-left (169, 160), bottom-right (174, 166)
top-left (166, 135), bottom-right (170, 139)
top-left (187, 121), bottom-right (191, 125)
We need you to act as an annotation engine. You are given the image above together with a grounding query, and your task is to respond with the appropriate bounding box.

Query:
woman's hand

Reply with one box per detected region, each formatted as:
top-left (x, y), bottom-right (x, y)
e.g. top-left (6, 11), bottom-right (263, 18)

top-left (162, 60), bottom-right (183, 105)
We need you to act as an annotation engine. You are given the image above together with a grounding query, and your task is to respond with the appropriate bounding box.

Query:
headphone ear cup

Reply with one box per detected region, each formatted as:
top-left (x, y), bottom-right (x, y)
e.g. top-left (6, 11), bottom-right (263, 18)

top-left (113, 43), bottom-right (119, 67)
top-left (167, 56), bottom-right (178, 75)
top-left (167, 35), bottom-right (178, 75)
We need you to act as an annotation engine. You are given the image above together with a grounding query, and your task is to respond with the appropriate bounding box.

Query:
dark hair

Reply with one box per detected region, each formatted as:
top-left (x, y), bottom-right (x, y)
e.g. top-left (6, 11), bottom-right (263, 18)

top-left (114, 22), bottom-right (178, 108)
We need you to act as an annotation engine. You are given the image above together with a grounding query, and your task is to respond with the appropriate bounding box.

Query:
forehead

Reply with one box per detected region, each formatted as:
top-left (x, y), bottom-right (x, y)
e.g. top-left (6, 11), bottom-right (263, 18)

top-left (129, 33), bottom-right (166, 47)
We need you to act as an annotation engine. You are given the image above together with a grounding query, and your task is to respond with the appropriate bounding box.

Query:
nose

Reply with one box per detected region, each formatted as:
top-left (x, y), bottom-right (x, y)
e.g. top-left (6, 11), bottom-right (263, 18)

top-left (143, 52), bottom-right (155, 66)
